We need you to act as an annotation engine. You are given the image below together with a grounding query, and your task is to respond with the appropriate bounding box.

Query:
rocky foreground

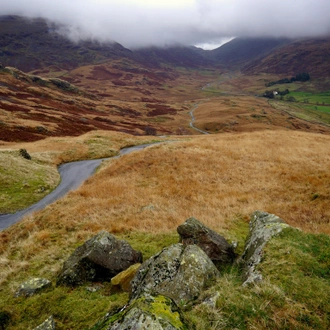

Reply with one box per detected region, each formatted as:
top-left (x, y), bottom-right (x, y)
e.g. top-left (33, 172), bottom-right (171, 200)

top-left (12, 212), bottom-right (289, 329)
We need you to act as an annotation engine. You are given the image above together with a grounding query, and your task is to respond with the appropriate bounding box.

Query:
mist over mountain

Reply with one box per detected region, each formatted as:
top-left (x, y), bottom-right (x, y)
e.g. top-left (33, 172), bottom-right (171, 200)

top-left (1, 0), bottom-right (330, 48)
top-left (1, 14), bottom-right (330, 81)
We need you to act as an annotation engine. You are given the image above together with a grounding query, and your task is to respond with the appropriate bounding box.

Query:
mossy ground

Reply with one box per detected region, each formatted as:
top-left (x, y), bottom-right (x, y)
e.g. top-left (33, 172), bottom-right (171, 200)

top-left (0, 231), bottom-right (179, 330)
top-left (0, 151), bottom-right (59, 213)
top-left (185, 227), bottom-right (330, 330)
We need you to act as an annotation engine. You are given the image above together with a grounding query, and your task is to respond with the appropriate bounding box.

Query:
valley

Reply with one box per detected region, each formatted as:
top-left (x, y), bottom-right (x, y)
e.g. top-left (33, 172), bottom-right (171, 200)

top-left (0, 15), bottom-right (330, 330)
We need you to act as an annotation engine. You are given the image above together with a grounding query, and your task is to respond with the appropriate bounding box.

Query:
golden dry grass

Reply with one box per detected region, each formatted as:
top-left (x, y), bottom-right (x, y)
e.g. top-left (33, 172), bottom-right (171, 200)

top-left (1, 129), bottom-right (329, 286)
top-left (192, 96), bottom-right (330, 135)
top-left (0, 130), bottom-right (160, 165)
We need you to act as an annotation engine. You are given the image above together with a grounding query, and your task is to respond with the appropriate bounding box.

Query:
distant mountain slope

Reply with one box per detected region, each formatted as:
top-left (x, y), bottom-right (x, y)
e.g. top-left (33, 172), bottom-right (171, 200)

top-left (0, 15), bottom-right (214, 72)
top-left (0, 15), bottom-right (137, 72)
top-left (134, 45), bottom-right (213, 68)
top-left (0, 64), bottom-right (180, 141)
top-left (242, 37), bottom-right (330, 79)
top-left (208, 37), bottom-right (291, 68)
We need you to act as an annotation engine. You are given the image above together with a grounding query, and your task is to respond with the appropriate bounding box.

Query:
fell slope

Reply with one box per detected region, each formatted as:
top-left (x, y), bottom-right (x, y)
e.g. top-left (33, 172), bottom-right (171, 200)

top-left (208, 37), bottom-right (291, 68)
top-left (243, 37), bottom-right (330, 80)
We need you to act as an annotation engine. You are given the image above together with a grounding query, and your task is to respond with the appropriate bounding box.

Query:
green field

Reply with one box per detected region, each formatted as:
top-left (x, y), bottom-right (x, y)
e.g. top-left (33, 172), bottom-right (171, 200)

top-left (289, 91), bottom-right (330, 105)
top-left (302, 104), bottom-right (330, 113)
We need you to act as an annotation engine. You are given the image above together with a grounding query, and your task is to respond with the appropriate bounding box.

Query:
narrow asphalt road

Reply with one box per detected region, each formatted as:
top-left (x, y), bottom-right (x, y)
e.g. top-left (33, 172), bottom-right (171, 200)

top-left (0, 143), bottom-right (156, 231)
top-left (189, 103), bottom-right (209, 135)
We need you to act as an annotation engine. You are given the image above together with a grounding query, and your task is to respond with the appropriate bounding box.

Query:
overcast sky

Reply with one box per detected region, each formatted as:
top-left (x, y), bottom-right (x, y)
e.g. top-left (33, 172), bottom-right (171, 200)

top-left (1, 0), bottom-right (330, 49)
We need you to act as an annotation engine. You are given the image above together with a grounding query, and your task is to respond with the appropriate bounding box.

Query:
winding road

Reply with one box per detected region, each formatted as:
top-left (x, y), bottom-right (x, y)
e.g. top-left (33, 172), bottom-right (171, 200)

top-left (0, 143), bottom-right (155, 231)
top-left (189, 103), bottom-right (209, 135)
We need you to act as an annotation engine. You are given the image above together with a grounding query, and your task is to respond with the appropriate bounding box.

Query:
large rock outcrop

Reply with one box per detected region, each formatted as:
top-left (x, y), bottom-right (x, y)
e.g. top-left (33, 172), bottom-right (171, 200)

top-left (130, 243), bottom-right (220, 306)
top-left (57, 231), bottom-right (142, 286)
top-left (177, 217), bottom-right (236, 267)
top-left (238, 211), bottom-right (290, 286)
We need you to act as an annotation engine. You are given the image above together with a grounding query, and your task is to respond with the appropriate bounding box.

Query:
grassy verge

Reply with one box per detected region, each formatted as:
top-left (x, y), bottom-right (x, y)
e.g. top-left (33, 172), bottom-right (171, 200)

top-left (0, 151), bottom-right (59, 213)
top-left (0, 131), bottom-right (166, 213)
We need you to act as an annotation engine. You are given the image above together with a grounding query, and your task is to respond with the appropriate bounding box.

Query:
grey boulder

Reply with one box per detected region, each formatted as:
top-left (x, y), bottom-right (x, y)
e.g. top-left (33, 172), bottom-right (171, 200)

top-left (130, 243), bottom-right (219, 306)
top-left (57, 231), bottom-right (142, 286)
top-left (177, 217), bottom-right (236, 267)
top-left (238, 211), bottom-right (290, 286)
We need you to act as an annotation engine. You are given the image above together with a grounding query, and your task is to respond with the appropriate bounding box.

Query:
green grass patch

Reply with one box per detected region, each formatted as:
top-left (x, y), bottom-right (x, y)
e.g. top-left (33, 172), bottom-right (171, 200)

top-left (289, 91), bottom-right (330, 105)
top-left (0, 284), bottom-right (128, 330)
top-left (119, 231), bottom-right (179, 260)
top-left (0, 151), bottom-right (59, 213)
top-left (270, 100), bottom-right (330, 125)
top-left (185, 227), bottom-right (330, 329)
top-left (301, 104), bottom-right (330, 113)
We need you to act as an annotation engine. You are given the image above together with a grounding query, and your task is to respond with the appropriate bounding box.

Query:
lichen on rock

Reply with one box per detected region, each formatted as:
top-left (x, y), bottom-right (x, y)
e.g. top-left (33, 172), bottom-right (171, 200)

top-left (33, 316), bottom-right (55, 330)
top-left (237, 211), bottom-right (290, 286)
top-left (111, 263), bottom-right (141, 292)
top-left (177, 217), bottom-right (236, 267)
top-left (130, 243), bottom-right (219, 306)
top-left (56, 231), bottom-right (142, 286)
top-left (91, 295), bottom-right (188, 330)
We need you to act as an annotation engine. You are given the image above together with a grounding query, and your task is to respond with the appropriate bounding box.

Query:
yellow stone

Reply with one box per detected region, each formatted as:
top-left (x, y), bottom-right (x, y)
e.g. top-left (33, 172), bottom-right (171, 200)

top-left (111, 263), bottom-right (141, 292)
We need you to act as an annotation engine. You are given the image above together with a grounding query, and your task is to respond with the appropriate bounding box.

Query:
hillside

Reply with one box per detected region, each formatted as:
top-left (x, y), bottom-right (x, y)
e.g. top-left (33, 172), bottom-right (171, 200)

top-left (0, 15), bottom-right (215, 72)
top-left (0, 65), bottom-right (165, 141)
top-left (207, 37), bottom-right (291, 68)
top-left (243, 37), bottom-right (330, 80)
top-left (1, 62), bottom-right (222, 142)
top-left (0, 16), bottom-right (138, 72)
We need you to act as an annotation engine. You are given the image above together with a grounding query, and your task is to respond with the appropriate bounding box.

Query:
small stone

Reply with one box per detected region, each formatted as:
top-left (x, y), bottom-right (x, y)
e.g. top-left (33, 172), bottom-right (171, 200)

top-left (111, 263), bottom-right (141, 292)
top-left (33, 316), bottom-right (55, 330)
top-left (15, 278), bottom-right (51, 298)
top-left (201, 292), bottom-right (220, 308)
top-left (86, 285), bottom-right (103, 293)
top-left (19, 148), bottom-right (31, 160)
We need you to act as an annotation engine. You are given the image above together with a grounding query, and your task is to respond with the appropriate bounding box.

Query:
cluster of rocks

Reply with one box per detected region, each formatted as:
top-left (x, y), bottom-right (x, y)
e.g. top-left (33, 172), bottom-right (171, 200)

top-left (9, 211), bottom-right (289, 330)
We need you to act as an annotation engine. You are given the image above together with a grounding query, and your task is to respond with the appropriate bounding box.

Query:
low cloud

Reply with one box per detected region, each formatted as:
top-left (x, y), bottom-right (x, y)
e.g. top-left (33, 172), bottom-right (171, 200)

top-left (1, 0), bottom-right (330, 48)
